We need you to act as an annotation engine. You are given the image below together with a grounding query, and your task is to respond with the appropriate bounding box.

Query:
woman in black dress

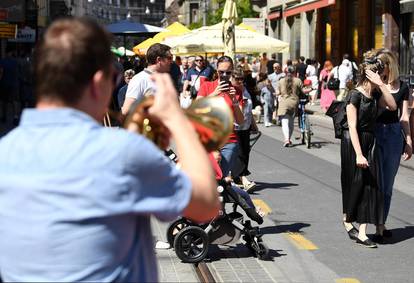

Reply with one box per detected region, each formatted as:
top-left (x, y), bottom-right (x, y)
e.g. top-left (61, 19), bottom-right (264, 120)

top-left (341, 51), bottom-right (397, 248)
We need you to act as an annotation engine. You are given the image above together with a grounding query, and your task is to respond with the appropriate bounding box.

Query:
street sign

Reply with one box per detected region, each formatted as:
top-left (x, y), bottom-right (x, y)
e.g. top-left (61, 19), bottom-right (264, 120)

top-left (242, 18), bottom-right (265, 34)
top-left (0, 23), bottom-right (17, 39)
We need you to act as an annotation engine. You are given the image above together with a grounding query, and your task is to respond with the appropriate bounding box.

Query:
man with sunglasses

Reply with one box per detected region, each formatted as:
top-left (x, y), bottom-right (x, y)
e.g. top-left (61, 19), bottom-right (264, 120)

top-left (0, 17), bottom-right (219, 282)
top-left (197, 56), bottom-right (244, 178)
top-left (121, 43), bottom-right (173, 115)
top-left (183, 55), bottom-right (213, 98)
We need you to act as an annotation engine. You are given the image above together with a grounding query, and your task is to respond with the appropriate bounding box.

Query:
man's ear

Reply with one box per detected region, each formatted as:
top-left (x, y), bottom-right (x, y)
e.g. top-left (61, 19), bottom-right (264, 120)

top-left (90, 70), bottom-right (106, 100)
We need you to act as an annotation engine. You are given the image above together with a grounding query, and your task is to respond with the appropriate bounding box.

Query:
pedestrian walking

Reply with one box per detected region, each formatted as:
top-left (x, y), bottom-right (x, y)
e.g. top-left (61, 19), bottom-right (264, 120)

top-left (305, 58), bottom-right (319, 105)
top-left (121, 43), bottom-right (173, 114)
top-left (197, 55), bottom-right (244, 178)
top-left (277, 66), bottom-right (302, 147)
top-left (296, 56), bottom-right (307, 82)
top-left (117, 69), bottom-right (135, 110)
top-left (0, 17), bottom-right (219, 282)
top-left (232, 68), bottom-right (258, 192)
top-left (340, 50), bottom-right (397, 248)
top-left (259, 75), bottom-right (275, 127)
top-left (330, 56), bottom-right (354, 101)
top-left (319, 60), bottom-right (336, 111)
top-left (183, 55), bottom-right (214, 100)
top-left (373, 49), bottom-right (412, 242)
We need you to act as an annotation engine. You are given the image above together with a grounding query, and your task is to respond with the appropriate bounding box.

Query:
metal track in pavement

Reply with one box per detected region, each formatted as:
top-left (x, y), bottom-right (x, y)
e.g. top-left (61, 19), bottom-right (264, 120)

top-left (194, 262), bottom-right (216, 283)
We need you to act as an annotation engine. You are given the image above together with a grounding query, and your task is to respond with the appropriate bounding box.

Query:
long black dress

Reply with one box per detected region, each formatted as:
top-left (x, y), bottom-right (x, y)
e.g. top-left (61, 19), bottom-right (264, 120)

top-left (341, 90), bottom-right (384, 225)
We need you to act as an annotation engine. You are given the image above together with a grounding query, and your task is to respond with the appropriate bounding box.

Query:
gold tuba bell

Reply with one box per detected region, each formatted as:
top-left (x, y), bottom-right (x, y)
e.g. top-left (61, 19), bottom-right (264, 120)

top-left (124, 95), bottom-right (234, 152)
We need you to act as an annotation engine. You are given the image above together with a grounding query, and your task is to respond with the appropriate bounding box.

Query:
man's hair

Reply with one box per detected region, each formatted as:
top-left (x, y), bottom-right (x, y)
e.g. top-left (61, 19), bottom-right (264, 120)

top-left (299, 56), bottom-right (305, 62)
top-left (217, 55), bottom-right (234, 68)
top-left (124, 69), bottom-right (135, 77)
top-left (146, 43), bottom-right (171, 65)
top-left (34, 17), bottom-right (113, 105)
top-left (343, 53), bottom-right (350, 60)
top-left (271, 53), bottom-right (276, 60)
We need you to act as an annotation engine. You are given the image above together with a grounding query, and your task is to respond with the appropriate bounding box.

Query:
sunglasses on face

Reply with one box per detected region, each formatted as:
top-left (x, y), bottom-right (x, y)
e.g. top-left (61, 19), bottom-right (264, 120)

top-left (234, 77), bottom-right (244, 81)
top-left (218, 71), bottom-right (232, 76)
top-left (195, 59), bottom-right (203, 62)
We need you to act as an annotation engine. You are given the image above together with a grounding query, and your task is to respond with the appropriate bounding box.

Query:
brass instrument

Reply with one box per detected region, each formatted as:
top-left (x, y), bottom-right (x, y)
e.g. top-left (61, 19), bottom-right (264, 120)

top-left (124, 95), bottom-right (234, 152)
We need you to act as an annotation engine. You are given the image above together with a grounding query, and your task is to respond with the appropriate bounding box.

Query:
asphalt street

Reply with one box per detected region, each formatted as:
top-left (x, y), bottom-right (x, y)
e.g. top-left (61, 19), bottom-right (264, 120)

top-left (247, 113), bottom-right (414, 283)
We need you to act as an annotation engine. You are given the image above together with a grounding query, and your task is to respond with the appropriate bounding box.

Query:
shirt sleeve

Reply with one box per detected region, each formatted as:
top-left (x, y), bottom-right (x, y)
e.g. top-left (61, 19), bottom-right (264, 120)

top-left (197, 81), bottom-right (208, 97)
top-left (125, 76), bottom-right (143, 100)
top-left (401, 81), bottom-right (410, 101)
top-left (348, 90), bottom-right (362, 108)
top-left (123, 134), bottom-right (192, 221)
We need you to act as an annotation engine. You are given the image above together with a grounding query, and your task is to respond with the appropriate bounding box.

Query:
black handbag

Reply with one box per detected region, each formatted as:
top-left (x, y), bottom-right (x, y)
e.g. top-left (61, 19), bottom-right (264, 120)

top-left (327, 67), bottom-right (340, 90)
top-left (189, 67), bottom-right (205, 99)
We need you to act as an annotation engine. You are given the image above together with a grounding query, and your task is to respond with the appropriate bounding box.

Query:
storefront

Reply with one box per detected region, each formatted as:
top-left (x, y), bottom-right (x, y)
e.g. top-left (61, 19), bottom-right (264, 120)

top-left (267, 0), bottom-right (336, 63)
top-left (315, 0), bottom-right (399, 66)
top-left (400, 0), bottom-right (414, 82)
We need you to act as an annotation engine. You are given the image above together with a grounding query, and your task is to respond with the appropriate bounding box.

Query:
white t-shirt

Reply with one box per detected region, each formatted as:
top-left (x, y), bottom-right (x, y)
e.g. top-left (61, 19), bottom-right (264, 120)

top-left (125, 69), bottom-right (157, 103)
top-left (306, 65), bottom-right (319, 89)
top-left (332, 61), bottom-right (353, 89)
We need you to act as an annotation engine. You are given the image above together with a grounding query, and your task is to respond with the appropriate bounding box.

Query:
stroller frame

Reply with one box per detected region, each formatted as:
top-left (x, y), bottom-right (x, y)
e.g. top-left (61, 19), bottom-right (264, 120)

top-left (166, 180), bottom-right (269, 263)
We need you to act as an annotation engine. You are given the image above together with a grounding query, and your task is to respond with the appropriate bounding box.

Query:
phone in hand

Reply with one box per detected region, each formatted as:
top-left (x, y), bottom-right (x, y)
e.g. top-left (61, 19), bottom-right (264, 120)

top-left (220, 74), bottom-right (231, 85)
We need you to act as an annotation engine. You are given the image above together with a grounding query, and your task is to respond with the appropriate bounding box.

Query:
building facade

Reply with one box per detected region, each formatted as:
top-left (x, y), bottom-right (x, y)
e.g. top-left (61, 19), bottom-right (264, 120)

top-left (266, 0), bottom-right (400, 68)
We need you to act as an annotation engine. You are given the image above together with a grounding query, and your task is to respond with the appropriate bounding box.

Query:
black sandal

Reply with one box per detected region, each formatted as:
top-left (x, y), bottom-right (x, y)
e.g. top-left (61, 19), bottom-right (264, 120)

top-left (356, 237), bottom-right (377, 248)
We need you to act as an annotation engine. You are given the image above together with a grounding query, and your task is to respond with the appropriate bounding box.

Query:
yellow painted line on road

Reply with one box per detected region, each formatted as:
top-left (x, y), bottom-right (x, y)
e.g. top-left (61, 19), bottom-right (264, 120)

top-left (284, 232), bottom-right (318, 250)
top-left (335, 278), bottom-right (361, 283)
top-left (252, 199), bottom-right (272, 215)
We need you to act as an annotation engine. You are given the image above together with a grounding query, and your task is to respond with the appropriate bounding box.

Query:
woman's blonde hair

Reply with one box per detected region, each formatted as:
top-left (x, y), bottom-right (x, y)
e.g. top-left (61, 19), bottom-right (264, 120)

top-left (375, 48), bottom-right (399, 83)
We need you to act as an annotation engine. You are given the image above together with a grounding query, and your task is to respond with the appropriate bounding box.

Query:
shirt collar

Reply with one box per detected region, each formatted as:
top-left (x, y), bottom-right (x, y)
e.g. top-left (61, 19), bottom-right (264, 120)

top-left (19, 108), bottom-right (100, 127)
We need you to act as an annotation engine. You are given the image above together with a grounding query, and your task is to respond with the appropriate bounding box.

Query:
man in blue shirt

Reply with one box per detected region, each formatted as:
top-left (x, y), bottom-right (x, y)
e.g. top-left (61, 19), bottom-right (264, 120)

top-left (0, 17), bottom-right (219, 282)
top-left (182, 55), bottom-right (213, 97)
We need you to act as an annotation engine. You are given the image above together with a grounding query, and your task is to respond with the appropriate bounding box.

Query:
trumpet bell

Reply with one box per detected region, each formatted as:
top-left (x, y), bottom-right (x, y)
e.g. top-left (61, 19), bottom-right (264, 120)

top-left (186, 96), bottom-right (234, 152)
top-left (123, 95), bottom-right (234, 152)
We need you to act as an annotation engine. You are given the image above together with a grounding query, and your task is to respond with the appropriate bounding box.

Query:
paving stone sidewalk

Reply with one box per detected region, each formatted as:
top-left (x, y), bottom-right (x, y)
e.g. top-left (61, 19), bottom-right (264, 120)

top-left (152, 213), bottom-right (279, 283)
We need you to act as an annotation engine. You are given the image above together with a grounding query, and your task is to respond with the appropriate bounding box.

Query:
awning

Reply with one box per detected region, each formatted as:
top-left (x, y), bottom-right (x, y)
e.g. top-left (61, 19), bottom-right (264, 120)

top-left (284, 0), bottom-right (336, 18)
top-left (267, 10), bottom-right (281, 20)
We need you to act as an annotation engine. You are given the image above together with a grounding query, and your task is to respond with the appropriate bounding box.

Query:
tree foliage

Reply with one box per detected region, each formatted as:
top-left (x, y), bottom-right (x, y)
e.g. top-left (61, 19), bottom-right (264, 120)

top-left (188, 0), bottom-right (259, 30)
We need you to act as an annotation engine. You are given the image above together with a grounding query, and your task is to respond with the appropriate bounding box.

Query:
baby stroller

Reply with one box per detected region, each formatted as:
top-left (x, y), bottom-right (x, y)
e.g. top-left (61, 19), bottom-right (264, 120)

top-left (166, 179), bottom-right (269, 263)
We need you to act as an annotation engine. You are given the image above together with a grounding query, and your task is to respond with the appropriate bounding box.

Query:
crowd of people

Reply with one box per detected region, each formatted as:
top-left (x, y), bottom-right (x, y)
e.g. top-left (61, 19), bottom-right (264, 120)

top-left (0, 16), bottom-right (414, 281)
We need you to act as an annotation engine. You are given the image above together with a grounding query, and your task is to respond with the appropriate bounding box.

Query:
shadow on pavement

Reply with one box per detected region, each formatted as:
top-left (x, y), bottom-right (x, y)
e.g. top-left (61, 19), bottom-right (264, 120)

top-left (260, 222), bottom-right (311, 235)
top-left (251, 182), bottom-right (298, 194)
top-left (206, 243), bottom-right (285, 262)
top-left (377, 226), bottom-right (414, 245)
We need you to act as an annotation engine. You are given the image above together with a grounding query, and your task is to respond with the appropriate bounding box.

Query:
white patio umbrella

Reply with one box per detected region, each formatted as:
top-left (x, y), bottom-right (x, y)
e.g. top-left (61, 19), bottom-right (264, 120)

top-left (222, 0), bottom-right (237, 59)
top-left (163, 23), bottom-right (289, 55)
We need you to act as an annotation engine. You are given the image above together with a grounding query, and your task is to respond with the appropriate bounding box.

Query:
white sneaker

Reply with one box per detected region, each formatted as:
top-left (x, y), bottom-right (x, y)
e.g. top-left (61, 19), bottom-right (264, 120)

top-left (155, 240), bottom-right (171, 249)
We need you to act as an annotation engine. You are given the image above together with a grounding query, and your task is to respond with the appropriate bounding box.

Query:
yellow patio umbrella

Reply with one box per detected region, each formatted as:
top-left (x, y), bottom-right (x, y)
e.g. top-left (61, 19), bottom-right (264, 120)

top-left (153, 22), bottom-right (190, 42)
top-left (222, 0), bottom-right (237, 59)
top-left (164, 23), bottom-right (289, 55)
top-left (133, 38), bottom-right (157, 55)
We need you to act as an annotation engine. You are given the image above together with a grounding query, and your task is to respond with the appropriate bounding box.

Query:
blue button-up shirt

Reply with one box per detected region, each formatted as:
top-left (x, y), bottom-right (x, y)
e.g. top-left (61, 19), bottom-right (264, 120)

top-left (0, 108), bottom-right (191, 282)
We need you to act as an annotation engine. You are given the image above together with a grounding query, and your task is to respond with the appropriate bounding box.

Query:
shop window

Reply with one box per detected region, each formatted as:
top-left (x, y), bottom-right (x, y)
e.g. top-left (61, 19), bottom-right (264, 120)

top-left (374, 0), bottom-right (384, 49)
top-left (326, 23), bottom-right (331, 59)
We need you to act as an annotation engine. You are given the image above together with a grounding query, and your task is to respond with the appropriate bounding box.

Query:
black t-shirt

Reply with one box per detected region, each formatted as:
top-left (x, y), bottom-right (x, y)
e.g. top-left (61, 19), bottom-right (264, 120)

top-left (296, 63), bottom-right (307, 81)
top-left (266, 59), bottom-right (276, 75)
top-left (376, 81), bottom-right (409, 124)
top-left (345, 90), bottom-right (380, 132)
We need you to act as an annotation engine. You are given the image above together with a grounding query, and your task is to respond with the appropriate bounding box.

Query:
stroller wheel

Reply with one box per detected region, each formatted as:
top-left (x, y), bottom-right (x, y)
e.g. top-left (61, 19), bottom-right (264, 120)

top-left (257, 242), bottom-right (269, 260)
top-left (174, 226), bottom-right (209, 263)
top-left (167, 218), bottom-right (190, 247)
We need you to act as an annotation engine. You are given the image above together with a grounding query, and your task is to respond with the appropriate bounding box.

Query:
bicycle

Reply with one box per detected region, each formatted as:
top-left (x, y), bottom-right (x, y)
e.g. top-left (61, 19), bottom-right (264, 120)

top-left (298, 97), bottom-right (312, 149)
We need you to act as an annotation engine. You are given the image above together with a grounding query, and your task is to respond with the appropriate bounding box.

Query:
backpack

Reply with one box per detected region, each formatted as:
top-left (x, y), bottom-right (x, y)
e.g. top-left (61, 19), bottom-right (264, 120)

top-left (326, 95), bottom-right (352, 139)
